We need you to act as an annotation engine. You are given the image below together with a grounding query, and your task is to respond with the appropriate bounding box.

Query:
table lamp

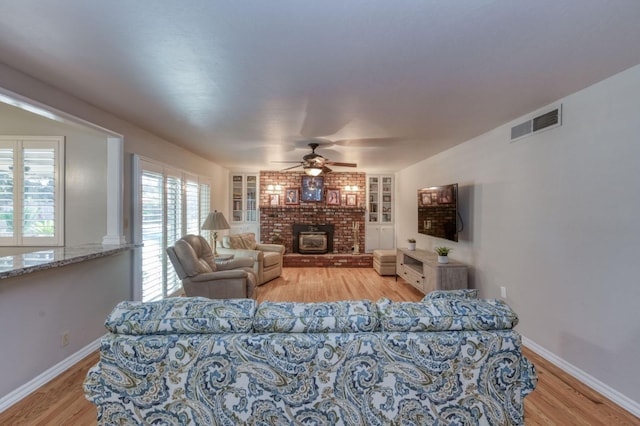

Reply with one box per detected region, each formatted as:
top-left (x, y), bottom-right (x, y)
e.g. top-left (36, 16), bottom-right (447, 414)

top-left (201, 210), bottom-right (230, 256)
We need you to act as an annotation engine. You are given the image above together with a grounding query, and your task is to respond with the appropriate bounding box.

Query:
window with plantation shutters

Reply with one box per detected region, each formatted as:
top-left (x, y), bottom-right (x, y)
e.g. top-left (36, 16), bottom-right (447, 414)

top-left (0, 147), bottom-right (13, 238)
top-left (165, 173), bottom-right (182, 296)
top-left (185, 176), bottom-right (199, 235)
top-left (137, 158), bottom-right (213, 302)
top-left (200, 183), bottom-right (211, 226)
top-left (0, 137), bottom-right (64, 246)
top-left (140, 168), bottom-right (164, 302)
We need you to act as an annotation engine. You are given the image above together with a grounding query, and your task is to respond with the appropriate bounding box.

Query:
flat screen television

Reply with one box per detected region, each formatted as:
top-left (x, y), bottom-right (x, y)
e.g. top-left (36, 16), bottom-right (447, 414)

top-left (417, 183), bottom-right (459, 242)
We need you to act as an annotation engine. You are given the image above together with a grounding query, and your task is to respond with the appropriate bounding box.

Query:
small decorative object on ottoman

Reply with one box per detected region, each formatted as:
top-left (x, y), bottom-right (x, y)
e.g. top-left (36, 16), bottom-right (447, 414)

top-left (373, 249), bottom-right (397, 275)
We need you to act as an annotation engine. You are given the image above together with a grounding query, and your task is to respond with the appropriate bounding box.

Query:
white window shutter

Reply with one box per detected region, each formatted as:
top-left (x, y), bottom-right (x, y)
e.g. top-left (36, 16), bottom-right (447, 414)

top-left (141, 169), bottom-right (164, 302)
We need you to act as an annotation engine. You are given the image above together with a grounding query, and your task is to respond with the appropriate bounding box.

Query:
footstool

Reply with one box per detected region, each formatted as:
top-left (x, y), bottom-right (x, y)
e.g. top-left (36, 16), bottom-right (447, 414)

top-left (373, 249), bottom-right (397, 276)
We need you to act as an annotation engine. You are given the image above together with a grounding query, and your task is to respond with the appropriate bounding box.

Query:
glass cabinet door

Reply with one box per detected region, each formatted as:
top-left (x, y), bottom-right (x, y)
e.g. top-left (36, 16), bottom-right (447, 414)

top-left (368, 175), bottom-right (393, 224)
top-left (231, 175), bottom-right (243, 222)
top-left (230, 173), bottom-right (258, 224)
top-left (381, 176), bottom-right (393, 223)
top-left (246, 175), bottom-right (257, 222)
top-left (368, 177), bottom-right (379, 222)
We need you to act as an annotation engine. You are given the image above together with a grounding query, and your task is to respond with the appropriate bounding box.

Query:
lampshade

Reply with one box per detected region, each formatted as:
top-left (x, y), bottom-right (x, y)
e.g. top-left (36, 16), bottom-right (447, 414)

top-left (202, 210), bottom-right (230, 231)
top-left (304, 166), bottom-right (323, 177)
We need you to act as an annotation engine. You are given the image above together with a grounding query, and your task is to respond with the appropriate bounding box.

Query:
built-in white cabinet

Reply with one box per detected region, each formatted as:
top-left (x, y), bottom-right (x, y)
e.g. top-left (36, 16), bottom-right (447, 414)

top-left (365, 175), bottom-right (395, 252)
top-left (365, 225), bottom-right (395, 252)
top-left (229, 173), bottom-right (259, 237)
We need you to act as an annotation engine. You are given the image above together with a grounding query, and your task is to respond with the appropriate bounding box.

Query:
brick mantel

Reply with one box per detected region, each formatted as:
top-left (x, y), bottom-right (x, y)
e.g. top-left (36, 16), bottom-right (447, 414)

top-left (260, 171), bottom-right (366, 254)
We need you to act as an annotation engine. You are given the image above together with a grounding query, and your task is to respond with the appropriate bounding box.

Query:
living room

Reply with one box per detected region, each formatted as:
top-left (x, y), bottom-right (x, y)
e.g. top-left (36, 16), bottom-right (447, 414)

top-left (0, 2), bottom-right (639, 422)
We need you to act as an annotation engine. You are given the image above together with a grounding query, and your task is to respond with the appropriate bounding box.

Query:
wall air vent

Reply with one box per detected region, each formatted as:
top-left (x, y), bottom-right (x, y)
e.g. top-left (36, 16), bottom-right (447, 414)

top-left (510, 104), bottom-right (562, 142)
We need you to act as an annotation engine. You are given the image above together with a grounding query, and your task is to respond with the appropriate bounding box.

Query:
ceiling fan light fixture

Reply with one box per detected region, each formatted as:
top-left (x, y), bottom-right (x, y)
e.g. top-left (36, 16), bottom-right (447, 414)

top-left (304, 166), bottom-right (323, 176)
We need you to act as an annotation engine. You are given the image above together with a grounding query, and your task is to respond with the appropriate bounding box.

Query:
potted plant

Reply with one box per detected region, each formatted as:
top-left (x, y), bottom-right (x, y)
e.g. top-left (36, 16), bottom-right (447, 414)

top-left (435, 246), bottom-right (451, 263)
top-left (407, 238), bottom-right (416, 251)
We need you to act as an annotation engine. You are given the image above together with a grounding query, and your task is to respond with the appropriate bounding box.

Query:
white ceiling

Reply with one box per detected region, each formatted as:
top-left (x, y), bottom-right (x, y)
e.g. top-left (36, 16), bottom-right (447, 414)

top-left (1, 1), bottom-right (639, 172)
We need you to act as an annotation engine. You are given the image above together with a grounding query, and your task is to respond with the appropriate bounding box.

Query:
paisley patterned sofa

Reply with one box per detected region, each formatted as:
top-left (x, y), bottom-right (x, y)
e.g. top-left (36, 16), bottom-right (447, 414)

top-left (84, 290), bottom-right (537, 425)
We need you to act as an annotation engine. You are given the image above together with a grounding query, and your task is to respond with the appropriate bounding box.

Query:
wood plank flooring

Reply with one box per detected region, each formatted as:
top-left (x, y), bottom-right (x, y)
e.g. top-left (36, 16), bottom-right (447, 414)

top-left (0, 268), bottom-right (637, 425)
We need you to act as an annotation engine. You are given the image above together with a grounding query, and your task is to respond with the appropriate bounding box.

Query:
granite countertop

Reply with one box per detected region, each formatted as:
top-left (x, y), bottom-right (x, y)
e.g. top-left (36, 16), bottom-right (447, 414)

top-left (0, 243), bottom-right (138, 280)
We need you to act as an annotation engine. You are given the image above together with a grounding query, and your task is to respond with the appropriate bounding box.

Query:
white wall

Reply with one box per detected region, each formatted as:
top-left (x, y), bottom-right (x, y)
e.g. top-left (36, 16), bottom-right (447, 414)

top-left (396, 65), bottom-right (640, 408)
top-left (0, 62), bottom-right (229, 404)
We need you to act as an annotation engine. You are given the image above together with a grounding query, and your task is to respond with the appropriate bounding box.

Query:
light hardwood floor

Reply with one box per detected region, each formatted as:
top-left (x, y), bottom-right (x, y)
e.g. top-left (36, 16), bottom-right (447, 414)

top-left (1, 268), bottom-right (637, 425)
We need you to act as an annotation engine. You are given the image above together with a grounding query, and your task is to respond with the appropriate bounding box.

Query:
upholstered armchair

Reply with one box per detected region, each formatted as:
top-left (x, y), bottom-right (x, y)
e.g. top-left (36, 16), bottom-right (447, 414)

top-left (216, 232), bottom-right (285, 285)
top-left (167, 235), bottom-right (257, 299)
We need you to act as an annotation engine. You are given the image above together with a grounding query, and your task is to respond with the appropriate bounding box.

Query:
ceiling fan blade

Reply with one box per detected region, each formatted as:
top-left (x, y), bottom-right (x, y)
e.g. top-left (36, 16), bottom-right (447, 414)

top-left (322, 165), bottom-right (333, 174)
top-left (333, 137), bottom-right (404, 148)
top-left (280, 164), bottom-right (304, 171)
top-left (272, 160), bottom-right (305, 164)
top-left (326, 161), bottom-right (357, 167)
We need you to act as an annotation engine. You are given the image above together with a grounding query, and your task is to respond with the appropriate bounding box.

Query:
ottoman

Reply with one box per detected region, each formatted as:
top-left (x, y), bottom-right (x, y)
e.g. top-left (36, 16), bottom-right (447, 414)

top-left (373, 249), bottom-right (397, 276)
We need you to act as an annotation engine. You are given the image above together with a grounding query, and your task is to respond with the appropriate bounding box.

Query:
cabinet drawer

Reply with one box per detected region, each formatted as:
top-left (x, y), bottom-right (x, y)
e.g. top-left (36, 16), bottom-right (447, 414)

top-left (399, 264), bottom-right (425, 293)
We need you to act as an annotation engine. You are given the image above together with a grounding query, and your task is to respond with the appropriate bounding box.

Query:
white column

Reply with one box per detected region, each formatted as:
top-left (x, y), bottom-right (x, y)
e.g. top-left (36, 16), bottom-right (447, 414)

top-left (102, 136), bottom-right (127, 245)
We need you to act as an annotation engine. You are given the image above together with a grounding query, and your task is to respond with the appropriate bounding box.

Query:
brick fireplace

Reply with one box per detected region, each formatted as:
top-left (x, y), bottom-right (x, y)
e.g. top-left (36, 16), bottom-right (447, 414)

top-left (259, 171), bottom-right (368, 261)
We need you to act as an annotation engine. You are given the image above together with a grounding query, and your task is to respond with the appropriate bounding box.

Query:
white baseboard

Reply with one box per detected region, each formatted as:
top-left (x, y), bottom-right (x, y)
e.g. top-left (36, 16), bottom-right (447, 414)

top-left (523, 336), bottom-right (640, 418)
top-left (0, 337), bottom-right (102, 413)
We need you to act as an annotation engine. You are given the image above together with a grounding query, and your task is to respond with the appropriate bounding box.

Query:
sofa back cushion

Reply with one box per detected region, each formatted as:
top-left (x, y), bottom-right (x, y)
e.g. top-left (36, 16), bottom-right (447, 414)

top-left (254, 300), bottom-right (379, 333)
top-left (378, 298), bottom-right (518, 332)
top-left (222, 232), bottom-right (258, 250)
top-left (422, 289), bottom-right (479, 301)
top-left (105, 297), bottom-right (256, 335)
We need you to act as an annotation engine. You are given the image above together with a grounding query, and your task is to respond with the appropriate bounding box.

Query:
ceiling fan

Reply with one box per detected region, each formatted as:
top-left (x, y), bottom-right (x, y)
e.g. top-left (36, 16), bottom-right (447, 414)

top-left (274, 142), bottom-right (357, 176)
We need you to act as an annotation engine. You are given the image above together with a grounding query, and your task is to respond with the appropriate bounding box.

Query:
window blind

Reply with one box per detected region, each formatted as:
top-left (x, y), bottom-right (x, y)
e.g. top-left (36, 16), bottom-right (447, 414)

top-left (165, 174), bottom-right (182, 296)
top-left (141, 169), bottom-right (164, 302)
top-left (138, 159), bottom-right (212, 302)
top-left (185, 178), bottom-right (199, 235)
top-left (22, 148), bottom-right (56, 238)
top-left (0, 148), bottom-right (13, 238)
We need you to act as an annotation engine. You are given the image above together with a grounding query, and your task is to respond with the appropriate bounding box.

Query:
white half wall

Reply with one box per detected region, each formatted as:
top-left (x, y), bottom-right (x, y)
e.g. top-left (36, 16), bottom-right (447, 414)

top-left (0, 251), bottom-right (132, 401)
top-left (396, 65), bottom-right (640, 409)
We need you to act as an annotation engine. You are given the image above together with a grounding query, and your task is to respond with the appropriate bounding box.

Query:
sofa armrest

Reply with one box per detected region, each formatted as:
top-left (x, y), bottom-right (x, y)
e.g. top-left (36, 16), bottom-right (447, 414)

top-left (256, 243), bottom-right (285, 255)
top-left (520, 357), bottom-right (538, 397)
top-left (191, 270), bottom-right (249, 281)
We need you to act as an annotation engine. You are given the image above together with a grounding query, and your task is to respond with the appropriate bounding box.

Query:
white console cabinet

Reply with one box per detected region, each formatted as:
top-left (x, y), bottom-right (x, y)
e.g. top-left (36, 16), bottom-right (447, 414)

top-left (396, 248), bottom-right (468, 294)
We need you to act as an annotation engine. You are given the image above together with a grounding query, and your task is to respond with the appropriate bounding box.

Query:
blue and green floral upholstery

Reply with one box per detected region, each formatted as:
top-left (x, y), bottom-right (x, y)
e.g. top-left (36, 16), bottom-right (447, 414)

top-left (84, 295), bottom-right (537, 425)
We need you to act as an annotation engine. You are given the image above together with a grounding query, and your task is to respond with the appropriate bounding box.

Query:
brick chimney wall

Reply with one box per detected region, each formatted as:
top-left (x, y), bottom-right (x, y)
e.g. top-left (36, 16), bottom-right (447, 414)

top-left (260, 171), bottom-right (366, 254)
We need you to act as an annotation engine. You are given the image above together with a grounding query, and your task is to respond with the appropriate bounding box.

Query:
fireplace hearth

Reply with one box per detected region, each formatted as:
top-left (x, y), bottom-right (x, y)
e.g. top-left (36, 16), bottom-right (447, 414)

top-left (293, 224), bottom-right (334, 254)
